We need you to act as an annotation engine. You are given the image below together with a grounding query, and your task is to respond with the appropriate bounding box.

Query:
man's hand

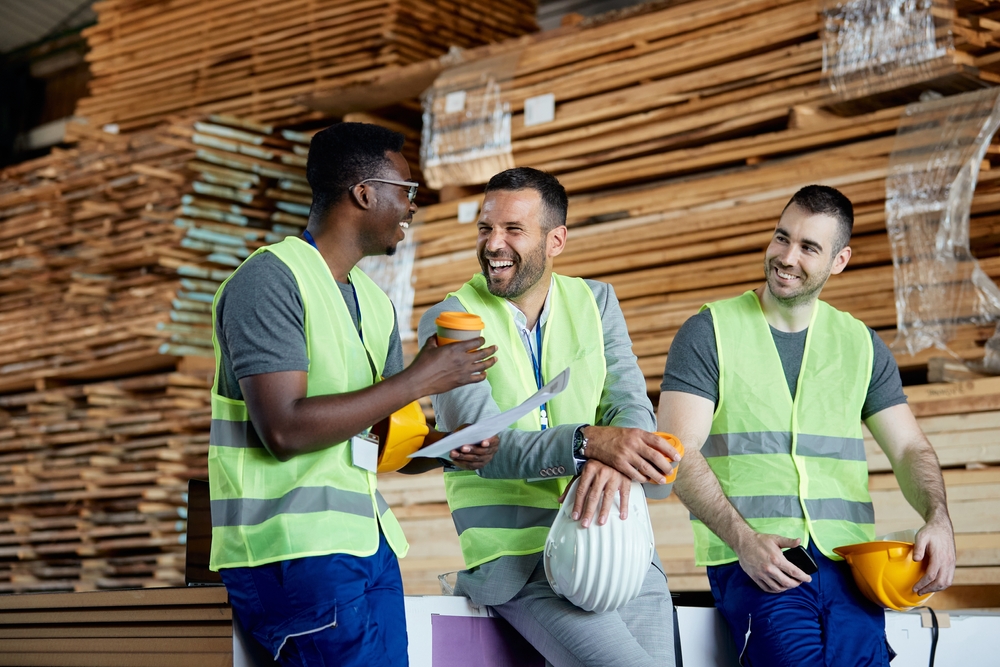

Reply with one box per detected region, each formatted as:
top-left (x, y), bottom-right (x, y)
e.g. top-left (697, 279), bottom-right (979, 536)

top-left (449, 435), bottom-right (499, 471)
top-left (734, 533), bottom-right (812, 593)
top-left (557, 461), bottom-right (631, 529)
top-left (406, 336), bottom-right (497, 396)
top-left (581, 426), bottom-right (680, 484)
top-left (912, 515), bottom-right (956, 595)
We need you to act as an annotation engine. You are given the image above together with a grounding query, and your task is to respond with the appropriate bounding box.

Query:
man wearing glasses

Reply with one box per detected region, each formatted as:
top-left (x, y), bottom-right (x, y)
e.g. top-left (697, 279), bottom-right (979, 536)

top-left (208, 123), bottom-right (498, 666)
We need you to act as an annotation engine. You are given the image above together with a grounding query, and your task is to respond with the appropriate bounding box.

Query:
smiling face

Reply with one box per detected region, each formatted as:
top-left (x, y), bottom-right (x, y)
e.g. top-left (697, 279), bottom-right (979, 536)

top-left (763, 203), bottom-right (851, 307)
top-left (360, 151), bottom-right (417, 257)
top-left (476, 189), bottom-right (564, 300)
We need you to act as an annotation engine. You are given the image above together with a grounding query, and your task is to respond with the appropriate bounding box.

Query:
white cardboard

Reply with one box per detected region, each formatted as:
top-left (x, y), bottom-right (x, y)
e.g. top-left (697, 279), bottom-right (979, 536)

top-left (457, 200), bottom-right (480, 224)
top-left (444, 90), bottom-right (466, 114)
top-left (524, 93), bottom-right (556, 127)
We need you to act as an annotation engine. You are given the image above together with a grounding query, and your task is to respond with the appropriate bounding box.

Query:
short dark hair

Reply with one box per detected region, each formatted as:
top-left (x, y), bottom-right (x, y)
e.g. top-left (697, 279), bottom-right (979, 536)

top-left (484, 167), bottom-right (568, 230)
top-left (783, 185), bottom-right (854, 252)
top-left (306, 122), bottom-right (405, 214)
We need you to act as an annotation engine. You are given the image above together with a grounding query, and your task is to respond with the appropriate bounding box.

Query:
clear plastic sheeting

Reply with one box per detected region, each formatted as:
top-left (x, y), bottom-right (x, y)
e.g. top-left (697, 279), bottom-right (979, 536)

top-left (886, 87), bottom-right (1000, 365)
top-left (358, 228), bottom-right (418, 341)
top-left (822, 0), bottom-right (955, 101)
top-left (420, 50), bottom-right (522, 189)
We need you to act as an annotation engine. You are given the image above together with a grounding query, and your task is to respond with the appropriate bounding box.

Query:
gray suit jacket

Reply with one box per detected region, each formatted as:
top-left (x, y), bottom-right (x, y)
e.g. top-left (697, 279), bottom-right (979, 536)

top-left (417, 277), bottom-right (668, 606)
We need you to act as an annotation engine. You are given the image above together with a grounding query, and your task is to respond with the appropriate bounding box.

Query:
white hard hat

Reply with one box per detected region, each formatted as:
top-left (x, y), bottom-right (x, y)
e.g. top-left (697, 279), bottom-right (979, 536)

top-left (543, 478), bottom-right (655, 613)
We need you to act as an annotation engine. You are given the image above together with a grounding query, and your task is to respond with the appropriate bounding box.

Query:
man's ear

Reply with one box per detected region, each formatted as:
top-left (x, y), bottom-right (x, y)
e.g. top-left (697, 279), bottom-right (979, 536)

top-left (546, 225), bottom-right (568, 259)
top-left (350, 183), bottom-right (374, 210)
top-left (830, 245), bottom-right (852, 275)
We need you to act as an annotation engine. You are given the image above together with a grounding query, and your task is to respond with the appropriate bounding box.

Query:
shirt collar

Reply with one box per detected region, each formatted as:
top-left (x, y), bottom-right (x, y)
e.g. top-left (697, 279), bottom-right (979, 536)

top-left (505, 276), bottom-right (553, 334)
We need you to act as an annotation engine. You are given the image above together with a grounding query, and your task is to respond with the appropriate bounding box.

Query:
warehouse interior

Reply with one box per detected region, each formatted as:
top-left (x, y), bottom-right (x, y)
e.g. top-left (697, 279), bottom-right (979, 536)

top-left (2, 0), bottom-right (1000, 665)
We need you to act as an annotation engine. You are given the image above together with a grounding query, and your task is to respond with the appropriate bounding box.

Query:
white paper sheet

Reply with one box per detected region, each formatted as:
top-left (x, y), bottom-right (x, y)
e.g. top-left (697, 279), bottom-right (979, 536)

top-left (409, 367), bottom-right (571, 460)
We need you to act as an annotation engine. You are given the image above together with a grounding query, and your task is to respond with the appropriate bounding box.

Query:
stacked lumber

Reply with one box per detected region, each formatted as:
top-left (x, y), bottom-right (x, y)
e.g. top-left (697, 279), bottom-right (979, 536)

top-left (409, 125), bottom-right (1000, 390)
top-left (0, 587), bottom-right (232, 666)
top-left (0, 371), bottom-right (211, 593)
top-left (301, 0), bottom-right (1000, 192)
top-left (72, 0), bottom-right (537, 135)
top-left (0, 124), bottom-right (196, 395)
top-left (151, 115), bottom-right (310, 359)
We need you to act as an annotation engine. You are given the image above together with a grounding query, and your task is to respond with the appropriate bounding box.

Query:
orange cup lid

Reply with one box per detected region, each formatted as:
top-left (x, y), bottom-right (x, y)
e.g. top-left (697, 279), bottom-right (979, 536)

top-left (653, 432), bottom-right (684, 456)
top-left (435, 312), bottom-right (484, 331)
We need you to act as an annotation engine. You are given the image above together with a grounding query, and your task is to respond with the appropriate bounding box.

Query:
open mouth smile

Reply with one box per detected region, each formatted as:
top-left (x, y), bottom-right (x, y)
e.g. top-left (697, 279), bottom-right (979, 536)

top-left (487, 259), bottom-right (515, 277)
top-left (774, 267), bottom-right (800, 281)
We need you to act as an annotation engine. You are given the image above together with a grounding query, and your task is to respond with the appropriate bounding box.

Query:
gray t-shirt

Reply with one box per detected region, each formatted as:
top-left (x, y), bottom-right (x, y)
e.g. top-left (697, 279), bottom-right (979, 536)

top-left (660, 309), bottom-right (906, 420)
top-left (214, 252), bottom-right (404, 400)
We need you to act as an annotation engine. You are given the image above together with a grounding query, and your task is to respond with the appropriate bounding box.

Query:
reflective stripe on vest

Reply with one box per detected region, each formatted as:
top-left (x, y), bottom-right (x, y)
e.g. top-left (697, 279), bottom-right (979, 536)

top-left (692, 290), bottom-right (874, 567)
top-left (208, 236), bottom-right (408, 570)
top-left (444, 273), bottom-right (607, 569)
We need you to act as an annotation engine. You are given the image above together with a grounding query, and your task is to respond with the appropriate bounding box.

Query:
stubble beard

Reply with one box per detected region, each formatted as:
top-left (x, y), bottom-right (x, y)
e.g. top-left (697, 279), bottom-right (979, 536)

top-left (481, 241), bottom-right (546, 300)
top-left (764, 259), bottom-right (829, 307)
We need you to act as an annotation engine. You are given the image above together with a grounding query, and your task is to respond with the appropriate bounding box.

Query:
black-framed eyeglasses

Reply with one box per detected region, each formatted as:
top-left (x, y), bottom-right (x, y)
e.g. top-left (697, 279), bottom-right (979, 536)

top-left (352, 178), bottom-right (419, 203)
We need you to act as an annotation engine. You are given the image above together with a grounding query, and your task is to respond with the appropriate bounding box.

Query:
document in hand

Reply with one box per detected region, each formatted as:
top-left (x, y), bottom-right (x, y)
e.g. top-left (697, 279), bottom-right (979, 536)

top-left (408, 367), bottom-right (571, 460)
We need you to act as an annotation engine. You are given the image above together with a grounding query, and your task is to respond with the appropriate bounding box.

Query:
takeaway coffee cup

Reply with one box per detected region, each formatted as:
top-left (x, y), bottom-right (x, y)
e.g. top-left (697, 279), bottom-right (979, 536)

top-left (435, 312), bottom-right (484, 346)
top-left (653, 432), bottom-right (685, 484)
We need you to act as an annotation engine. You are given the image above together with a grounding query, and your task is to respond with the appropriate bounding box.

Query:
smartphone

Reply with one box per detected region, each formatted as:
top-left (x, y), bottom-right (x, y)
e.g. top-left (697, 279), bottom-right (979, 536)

top-left (783, 545), bottom-right (818, 575)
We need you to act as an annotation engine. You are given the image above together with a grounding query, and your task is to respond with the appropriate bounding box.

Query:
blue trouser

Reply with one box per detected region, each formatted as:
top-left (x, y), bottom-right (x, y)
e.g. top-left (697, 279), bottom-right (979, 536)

top-left (707, 541), bottom-right (894, 667)
top-left (220, 530), bottom-right (408, 667)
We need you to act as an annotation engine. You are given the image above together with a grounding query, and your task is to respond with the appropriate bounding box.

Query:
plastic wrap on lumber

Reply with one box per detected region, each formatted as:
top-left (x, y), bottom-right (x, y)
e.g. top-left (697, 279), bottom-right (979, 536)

top-left (420, 50), bottom-right (522, 188)
top-left (821, 0), bottom-right (957, 101)
top-left (886, 87), bottom-right (1000, 364)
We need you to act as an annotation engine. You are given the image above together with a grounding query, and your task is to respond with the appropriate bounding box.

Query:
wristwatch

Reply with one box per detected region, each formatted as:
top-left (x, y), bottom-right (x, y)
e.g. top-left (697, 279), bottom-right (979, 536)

top-left (572, 425), bottom-right (589, 459)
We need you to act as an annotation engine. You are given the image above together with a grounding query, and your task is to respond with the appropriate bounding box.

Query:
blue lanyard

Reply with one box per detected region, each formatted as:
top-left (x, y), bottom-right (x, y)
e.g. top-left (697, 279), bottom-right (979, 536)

top-left (303, 229), bottom-right (364, 344)
top-left (528, 324), bottom-right (548, 430)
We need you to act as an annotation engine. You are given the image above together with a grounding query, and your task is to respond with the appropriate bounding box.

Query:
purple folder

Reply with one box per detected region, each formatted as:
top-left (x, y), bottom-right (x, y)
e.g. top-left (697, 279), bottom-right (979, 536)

top-left (431, 614), bottom-right (545, 667)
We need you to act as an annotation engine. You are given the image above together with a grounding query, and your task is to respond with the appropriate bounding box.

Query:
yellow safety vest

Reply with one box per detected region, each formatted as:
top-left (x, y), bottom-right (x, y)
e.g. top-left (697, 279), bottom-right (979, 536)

top-left (693, 290), bottom-right (875, 566)
top-left (444, 273), bottom-right (607, 569)
top-left (209, 236), bottom-right (408, 570)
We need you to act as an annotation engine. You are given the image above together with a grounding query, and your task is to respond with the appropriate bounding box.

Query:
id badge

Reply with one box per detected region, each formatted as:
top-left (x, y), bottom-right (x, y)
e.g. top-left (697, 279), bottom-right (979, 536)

top-left (351, 433), bottom-right (379, 473)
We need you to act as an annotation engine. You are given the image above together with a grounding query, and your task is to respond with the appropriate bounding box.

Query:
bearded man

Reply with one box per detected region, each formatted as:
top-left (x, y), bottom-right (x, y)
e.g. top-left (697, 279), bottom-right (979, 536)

top-left (657, 185), bottom-right (956, 666)
top-left (418, 167), bottom-right (680, 667)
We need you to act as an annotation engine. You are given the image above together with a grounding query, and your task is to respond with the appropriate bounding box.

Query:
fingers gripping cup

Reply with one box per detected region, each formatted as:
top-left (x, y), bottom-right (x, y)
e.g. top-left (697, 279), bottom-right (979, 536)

top-left (435, 312), bottom-right (484, 346)
top-left (653, 432), bottom-right (684, 484)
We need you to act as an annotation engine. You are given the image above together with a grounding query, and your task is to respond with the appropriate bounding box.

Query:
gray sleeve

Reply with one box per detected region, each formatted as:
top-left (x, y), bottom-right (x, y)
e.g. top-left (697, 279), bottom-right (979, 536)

top-left (659, 309), bottom-right (719, 404)
top-left (418, 296), bottom-right (578, 480)
top-left (382, 304), bottom-right (405, 378)
top-left (586, 280), bottom-right (655, 431)
top-left (586, 281), bottom-right (671, 500)
top-left (862, 328), bottom-right (908, 420)
top-left (214, 253), bottom-right (309, 400)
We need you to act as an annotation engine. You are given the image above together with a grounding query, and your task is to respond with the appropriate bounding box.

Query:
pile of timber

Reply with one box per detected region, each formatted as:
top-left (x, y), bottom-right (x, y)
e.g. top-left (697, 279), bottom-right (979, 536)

top-left (380, 377), bottom-right (1000, 608)
top-left (0, 587), bottom-right (232, 666)
top-left (305, 0), bottom-right (1000, 193)
top-left (72, 0), bottom-right (537, 135)
top-left (410, 123), bottom-right (1000, 390)
top-left (0, 371), bottom-right (211, 593)
top-left (0, 124), bottom-right (195, 395)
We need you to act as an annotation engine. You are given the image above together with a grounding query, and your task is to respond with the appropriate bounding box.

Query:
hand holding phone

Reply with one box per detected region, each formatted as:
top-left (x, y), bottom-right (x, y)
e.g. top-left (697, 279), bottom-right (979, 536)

top-left (783, 545), bottom-right (818, 575)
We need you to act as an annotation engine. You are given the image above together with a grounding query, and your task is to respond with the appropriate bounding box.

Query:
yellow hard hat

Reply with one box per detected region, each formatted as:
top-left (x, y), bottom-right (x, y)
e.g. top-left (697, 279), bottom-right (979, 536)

top-left (376, 400), bottom-right (429, 473)
top-left (832, 540), bottom-right (934, 611)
